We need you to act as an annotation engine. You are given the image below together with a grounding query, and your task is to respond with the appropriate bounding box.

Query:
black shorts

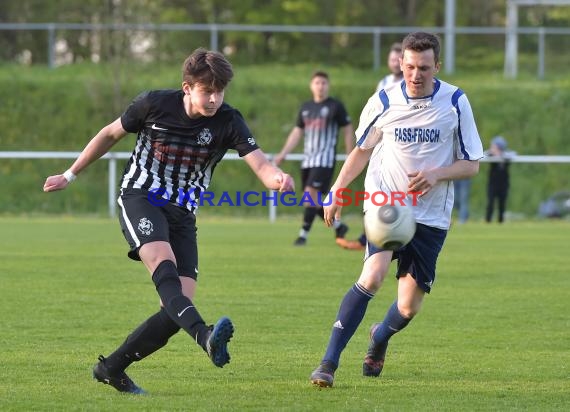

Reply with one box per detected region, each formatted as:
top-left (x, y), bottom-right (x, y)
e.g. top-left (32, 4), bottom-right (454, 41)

top-left (301, 167), bottom-right (334, 194)
top-left (117, 188), bottom-right (198, 279)
top-left (365, 223), bottom-right (447, 293)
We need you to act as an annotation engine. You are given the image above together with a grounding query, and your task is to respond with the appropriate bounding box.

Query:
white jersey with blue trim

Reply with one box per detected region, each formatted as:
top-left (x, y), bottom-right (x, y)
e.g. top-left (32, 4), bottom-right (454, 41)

top-left (355, 78), bottom-right (484, 229)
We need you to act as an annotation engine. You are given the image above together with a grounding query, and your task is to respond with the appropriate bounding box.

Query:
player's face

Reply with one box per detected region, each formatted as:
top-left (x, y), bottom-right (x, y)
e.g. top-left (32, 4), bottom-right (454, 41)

top-left (184, 82), bottom-right (225, 118)
top-left (310, 76), bottom-right (329, 102)
top-left (401, 49), bottom-right (440, 98)
top-left (387, 51), bottom-right (402, 76)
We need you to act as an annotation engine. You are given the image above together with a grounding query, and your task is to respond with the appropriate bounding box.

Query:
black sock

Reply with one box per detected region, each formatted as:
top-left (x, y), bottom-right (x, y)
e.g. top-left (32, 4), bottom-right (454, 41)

top-left (316, 207), bottom-right (325, 220)
top-left (302, 207), bottom-right (319, 232)
top-left (152, 260), bottom-right (210, 350)
top-left (104, 308), bottom-right (180, 374)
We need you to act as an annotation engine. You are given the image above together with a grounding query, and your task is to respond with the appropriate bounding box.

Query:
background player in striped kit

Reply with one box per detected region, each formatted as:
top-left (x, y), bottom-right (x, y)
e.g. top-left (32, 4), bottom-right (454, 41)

top-left (310, 32), bottom-right (484, 387)
top-left (43, 48), bottom-right (294, 394)
top-left (274, 71), bottom-right (354, 246)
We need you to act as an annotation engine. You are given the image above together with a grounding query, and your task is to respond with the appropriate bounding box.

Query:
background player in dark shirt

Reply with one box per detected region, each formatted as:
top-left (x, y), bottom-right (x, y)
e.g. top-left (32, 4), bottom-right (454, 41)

top-left (274, 71), bottom-right (354, 246)
top-left (485, 135), bottom-right (514, 223)
top-left (43, 48), bottom-right (294, 394)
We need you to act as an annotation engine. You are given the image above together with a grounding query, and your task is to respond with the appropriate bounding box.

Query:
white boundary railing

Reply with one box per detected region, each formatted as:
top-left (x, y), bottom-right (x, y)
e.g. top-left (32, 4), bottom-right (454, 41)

top-left (1, 151), bottom-right (570, 221)
top-left (2, 22), bottom-right (570, 78)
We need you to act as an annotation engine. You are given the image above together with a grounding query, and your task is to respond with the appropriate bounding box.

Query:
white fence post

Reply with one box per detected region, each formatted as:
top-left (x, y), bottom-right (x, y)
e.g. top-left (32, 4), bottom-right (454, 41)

top-left (108, 154), bottom-right (117, 218)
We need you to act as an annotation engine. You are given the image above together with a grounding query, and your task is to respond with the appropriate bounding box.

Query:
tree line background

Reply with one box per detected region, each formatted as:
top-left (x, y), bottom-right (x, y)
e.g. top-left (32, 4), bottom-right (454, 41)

top-left (1, 0), bottom-right (569, 68)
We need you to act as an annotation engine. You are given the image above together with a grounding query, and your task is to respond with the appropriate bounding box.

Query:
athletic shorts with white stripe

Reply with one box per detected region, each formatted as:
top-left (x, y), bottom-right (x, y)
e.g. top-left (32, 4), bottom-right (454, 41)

top-left (117, 188), bottom-right (199, 279)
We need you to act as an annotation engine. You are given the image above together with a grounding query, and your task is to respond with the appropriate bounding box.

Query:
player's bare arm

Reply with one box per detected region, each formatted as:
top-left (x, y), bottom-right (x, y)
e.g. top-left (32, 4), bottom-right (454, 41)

top-left (273, 126), bottom-right (304, 166)
top-left (343, 124), bottom-right (356, 154)
top-left (407, 159), bottom-right (480, 196)
top-left (243, 149), bottom-right (295, 192)
top-left (324, 146), bottom-right (373, 226)
top-left (43, 118), bottom-right (127, 192)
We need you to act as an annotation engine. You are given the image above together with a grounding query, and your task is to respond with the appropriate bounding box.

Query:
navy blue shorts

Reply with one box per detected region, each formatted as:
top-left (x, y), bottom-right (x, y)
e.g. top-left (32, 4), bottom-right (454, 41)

top-left (117, 188), bottom-right (198, 279)
top-left (366, 223), bottom-right (447, 293)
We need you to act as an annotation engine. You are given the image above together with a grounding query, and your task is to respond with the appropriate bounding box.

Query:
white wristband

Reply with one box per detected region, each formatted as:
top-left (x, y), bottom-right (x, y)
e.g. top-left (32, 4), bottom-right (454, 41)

top-left (63, 169), bottom-right (77, 183)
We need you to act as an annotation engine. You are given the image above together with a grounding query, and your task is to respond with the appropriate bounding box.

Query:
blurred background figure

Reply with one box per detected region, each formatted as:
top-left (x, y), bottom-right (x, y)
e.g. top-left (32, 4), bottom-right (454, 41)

top-left (337, 42), bottom-right (404, 251)
top-left (485, 136), bottom-right (515, 223)
top-left (375, 42), bottom-right (403, 92)
top-left (274, 71), bottom-right (354, 246)
top-left (453, 178), bottom-right (472, 224)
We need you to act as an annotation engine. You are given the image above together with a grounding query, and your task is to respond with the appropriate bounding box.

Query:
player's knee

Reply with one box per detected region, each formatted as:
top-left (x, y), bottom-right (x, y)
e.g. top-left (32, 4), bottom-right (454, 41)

top-left (359, 265), bottom-right (390, 293)
top-left (152, 260), bottom-right (180, 289)
top-left (396, 302), bottom-right (420, 319)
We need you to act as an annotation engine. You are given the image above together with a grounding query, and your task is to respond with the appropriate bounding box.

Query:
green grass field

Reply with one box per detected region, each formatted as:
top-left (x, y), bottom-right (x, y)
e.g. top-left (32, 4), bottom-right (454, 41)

top-left (1, 216), bottom-right (569, 411)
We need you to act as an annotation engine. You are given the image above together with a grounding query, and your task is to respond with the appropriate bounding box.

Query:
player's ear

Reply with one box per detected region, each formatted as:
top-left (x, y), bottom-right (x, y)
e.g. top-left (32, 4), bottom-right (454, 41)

top-left (434, 61), bottom-right (441, 74)
top-left (182, 82), bottom-right (191, 95)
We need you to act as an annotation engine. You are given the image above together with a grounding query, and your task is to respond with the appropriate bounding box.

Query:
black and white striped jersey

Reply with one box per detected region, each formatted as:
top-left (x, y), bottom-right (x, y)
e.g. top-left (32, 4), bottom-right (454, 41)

top-left (119, 89), bottom-right (259, 212)
top-left (295, 97), bottom-right (351, 169)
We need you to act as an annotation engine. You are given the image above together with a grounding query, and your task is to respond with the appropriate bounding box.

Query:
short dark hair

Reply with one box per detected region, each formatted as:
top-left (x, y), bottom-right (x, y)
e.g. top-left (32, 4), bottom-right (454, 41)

top-left (182, 48), bottom-right (234, 91)
top-left (311, 71), bottom-right (329, 80)
top-left (390, 42), bottom-right (402, 54)
top-left (402, 32), bottom-right (441, 63)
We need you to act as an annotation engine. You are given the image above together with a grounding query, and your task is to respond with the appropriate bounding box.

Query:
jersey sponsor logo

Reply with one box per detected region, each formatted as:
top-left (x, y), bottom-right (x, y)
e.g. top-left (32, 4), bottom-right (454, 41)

top-left (197, 128), bottom-right (213, 146)
top-left (394, 127), bottom-right (441, 143)
top-left (247, 136), bottom-right (256, 146)
top-left (411, 103), bottom-right (430, 110)
top-left (137, 217), bottom-right (153, 235)
top-left (151, 123), bottom-right (168, 131)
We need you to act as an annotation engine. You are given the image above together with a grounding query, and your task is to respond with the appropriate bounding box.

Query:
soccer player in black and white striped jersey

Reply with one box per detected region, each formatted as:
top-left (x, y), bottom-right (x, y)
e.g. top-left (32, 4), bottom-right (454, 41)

top-left (274, 71), bottom-right (354, 246)
top-left (43, 48), bottom-right (294, 394)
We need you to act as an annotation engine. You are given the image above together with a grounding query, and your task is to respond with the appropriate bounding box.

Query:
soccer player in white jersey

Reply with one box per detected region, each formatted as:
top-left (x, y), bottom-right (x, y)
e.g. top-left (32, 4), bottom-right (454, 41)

top-left (43, 48), bottom-right (294, 394)
top-left (310, 32), bottom-right (484, 388)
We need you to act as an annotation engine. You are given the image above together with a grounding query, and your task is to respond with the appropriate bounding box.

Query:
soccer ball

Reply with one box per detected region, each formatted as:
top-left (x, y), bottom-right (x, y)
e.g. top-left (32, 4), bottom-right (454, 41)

top-left (364, 203), bottom-right (416, 250)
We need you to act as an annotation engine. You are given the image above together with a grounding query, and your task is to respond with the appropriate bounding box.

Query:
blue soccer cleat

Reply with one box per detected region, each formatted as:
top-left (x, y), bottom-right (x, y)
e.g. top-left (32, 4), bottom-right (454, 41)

top-left (206, 317), bottom-right (234, 368)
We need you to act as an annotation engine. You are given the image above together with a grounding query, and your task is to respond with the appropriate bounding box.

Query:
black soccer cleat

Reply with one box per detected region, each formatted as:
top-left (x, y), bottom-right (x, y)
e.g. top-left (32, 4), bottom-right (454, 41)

top-left (362, 356), bottom-right (384, 377)
top-left (335, 223), bottom-right (349, 239)
top-left (206, 317), bottom-right (234, 368)
top-left (294, 236), bottom-right (307, 246)
top-left (93, 355), bottom-right (146, 394)
top-left (310, 361), bottom-right (336, 388)
top-left (363, 322), bottom-right (385, 377)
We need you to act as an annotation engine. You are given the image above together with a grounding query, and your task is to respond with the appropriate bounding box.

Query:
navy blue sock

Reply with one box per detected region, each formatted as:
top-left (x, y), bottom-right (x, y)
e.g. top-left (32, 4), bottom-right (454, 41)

top-left (368, 300), bottom-right (411, 360)
top-left (322, 283), bottom-right (374, 368)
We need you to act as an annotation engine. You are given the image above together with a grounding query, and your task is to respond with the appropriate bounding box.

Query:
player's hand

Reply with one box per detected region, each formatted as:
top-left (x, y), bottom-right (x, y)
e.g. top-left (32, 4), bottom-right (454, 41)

top-left (43, 174), bottom-right (70, 192)
top-left (323, 191), bottom-right (341, 227)
top-left (274, 172), bottom-right (295, 192)
top-left (407, 170), bottom-right (438, 196)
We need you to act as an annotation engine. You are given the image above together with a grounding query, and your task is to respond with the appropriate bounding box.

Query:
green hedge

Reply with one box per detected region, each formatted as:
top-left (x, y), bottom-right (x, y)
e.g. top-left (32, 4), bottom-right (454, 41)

top-left (1, 63), bottom-right (569, 219)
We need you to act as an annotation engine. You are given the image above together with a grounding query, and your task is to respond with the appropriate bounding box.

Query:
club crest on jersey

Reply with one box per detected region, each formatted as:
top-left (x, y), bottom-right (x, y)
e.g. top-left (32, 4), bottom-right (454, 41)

top-left (138, 217), bottom-right (153, 235)
top-left (320, 106), bottom-right (329, 117)
top-left (197, 128), bottom-right (213, 146)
